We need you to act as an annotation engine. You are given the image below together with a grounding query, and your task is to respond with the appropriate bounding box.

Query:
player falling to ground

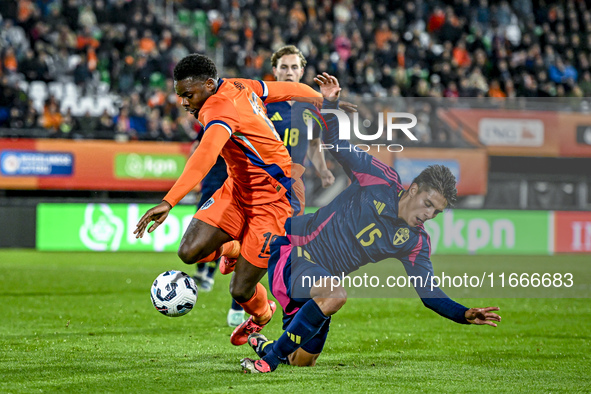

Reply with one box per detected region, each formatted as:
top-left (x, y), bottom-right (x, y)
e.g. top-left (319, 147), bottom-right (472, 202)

top-left (187, 136), bottom-right (245, 327)
top-left (134, 54), bottom-right (323, 346)
top-left (241, 73), bottom-right (501, 373)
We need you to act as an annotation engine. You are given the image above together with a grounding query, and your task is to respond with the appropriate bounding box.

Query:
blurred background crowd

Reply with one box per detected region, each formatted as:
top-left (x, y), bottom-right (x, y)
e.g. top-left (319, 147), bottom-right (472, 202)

top-left (0, 0), bottom-right (589, 143)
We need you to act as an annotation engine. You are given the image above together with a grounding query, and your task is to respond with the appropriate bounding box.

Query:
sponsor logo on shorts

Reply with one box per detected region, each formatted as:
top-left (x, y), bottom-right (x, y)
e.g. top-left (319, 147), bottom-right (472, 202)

top-left (200, 198), bottom-right (214, 210)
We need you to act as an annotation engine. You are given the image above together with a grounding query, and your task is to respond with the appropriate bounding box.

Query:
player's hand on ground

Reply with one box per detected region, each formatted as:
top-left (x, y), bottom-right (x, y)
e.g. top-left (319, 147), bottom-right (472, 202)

top-left (314, 72), bottom-right (341, 101)
top-left (339, 100), bottom-right (358, 113)
top-left (465, 307), bottom-right (501, 327)
top-left (320, 169), bottom-right (335, 188)
top-left (134, 201), bottom-right (173, 238)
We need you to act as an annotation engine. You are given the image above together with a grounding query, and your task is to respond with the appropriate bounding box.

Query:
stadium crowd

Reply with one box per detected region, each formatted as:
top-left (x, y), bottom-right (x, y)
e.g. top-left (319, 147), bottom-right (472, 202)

top-left (1, 0), bottom-right (590, 143)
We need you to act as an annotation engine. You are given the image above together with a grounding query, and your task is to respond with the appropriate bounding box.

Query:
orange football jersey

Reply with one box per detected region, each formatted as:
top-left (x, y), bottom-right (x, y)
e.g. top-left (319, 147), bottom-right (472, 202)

top-left (163, 78), bottom-right (322, 206)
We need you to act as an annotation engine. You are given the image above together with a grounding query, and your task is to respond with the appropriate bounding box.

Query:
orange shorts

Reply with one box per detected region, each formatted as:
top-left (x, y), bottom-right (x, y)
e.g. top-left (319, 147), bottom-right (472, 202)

top-left (194, 178), bottom-right (290, 269)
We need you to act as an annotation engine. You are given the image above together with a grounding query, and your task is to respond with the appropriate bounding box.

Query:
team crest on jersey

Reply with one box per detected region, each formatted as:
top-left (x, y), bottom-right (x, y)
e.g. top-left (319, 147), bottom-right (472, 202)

top-left (393, 228), bottom-right (410, 245)
top-left (302, 109), bottom-right (322, 129)
top-left (200, 197), bottom-right (214, 210)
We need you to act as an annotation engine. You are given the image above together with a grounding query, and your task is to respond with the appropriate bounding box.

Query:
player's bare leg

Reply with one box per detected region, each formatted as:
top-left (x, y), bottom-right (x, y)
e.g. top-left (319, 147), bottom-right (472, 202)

top-left (230, 256), bottom-right (276, 346)
top-left (177, 219), bottom-right (233, 264)
top-left (310, 280), bottom-right (348, 316)
top-left (229, 256), bottom-right (267, 303)
top-left (287, 348), bottom-right (319, 366)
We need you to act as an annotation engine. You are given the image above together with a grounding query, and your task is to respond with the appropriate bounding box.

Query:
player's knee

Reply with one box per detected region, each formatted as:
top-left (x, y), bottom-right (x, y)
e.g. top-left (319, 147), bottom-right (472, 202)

top-left (177, 243), bottom-right (195, 264)
top-left (229, 281), bottom-right (254, 303)
top-left (331, 285), bottom-right (348, 302)
top-left (177, 241), bottom-right (206, 265)
top-left (313, 287), bottom-right (347, 316)
top-left (323, 296), bottom-right (347, 315)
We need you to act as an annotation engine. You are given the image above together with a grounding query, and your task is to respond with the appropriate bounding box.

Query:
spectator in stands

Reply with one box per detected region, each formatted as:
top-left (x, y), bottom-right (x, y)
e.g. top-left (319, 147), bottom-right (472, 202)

top-left (17, 49), bottom-right (38, 82)
top-left (158, 117), bottom-right (179, 142)
top-left (78, 4), bottom-right (97, 33)
top-left (118, 56), bottom-right (136, 94)
top-left (59, 109), bottom-right (76, 137)
top-left (129, 104), bottom-right (148, 138)
top-left (23, 105), bottom-right (40, 129)
top-left (452, 40), bottom-right (471, 69)
top-left (579, 71), bottom-right (591, 96)
top-left (2, 47), bottom-right (18, 75)
top-left (0, 19), bottom-right (29, 57)
top-left (97, 109), bottom-right (114, 135)
top-left (75, 110), bottom-right (98, 139)
top-left (114, 106), bottom-right (132, 141)
top-left (41, 101), bottom-right (63, 135)
top-left (504, 79), bottom-right (517, 98)
top-left (488, 80), bottom-right (506, 98)
top-left (73, 53), bottom-right (93, 95)
top-left (549, 57), bottom-right (579, 84)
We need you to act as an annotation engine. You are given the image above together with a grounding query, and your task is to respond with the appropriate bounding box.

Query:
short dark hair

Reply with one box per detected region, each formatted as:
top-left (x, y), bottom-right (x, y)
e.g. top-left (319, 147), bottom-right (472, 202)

top-left (271, 45), bottom-right (307, 68)
top-left (173, 54), bottom-right (217, 82)
top-left (411, 165), bottom-right (457, 207)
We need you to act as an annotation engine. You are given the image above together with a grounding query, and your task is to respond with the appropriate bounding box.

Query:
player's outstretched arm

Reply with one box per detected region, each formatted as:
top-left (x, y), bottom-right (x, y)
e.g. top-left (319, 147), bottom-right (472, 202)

top-left (162, 125), bottom-right (230, 207)
top-left (134, 200), bottom-right (172, 238)
top-left (465, 307), bottom-right (501, 327)
top-left (237, 79), bottom-right (322, 105)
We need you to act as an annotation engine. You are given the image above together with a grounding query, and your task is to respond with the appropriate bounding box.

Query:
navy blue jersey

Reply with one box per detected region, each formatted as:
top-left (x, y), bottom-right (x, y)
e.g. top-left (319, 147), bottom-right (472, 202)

top-left (196, 127), bottom-right (228, 207)
top-left (266, 101), bottom-right (321, 165)
top-left (286, 99), bottom-right (469, 324)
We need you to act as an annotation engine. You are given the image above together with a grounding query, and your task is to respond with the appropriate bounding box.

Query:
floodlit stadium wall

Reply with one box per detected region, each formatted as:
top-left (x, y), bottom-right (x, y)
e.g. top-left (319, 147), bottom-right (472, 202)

top-left (28, 203), bottom-right (591, 254)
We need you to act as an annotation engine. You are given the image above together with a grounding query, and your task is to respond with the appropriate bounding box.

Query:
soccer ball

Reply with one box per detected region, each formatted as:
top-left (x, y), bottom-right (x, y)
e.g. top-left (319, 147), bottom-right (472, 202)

top-left (150, 270), bottom-right (198, 317)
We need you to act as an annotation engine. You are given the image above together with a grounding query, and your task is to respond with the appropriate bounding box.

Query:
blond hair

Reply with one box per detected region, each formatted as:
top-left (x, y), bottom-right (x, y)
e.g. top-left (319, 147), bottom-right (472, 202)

top-left (271, 45), bottom-right (307, 68)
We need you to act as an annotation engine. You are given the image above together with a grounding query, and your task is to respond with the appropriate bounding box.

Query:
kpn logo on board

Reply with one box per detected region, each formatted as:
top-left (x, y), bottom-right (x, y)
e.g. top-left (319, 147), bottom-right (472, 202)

top-left (115, 153), bottom-right (186, 179)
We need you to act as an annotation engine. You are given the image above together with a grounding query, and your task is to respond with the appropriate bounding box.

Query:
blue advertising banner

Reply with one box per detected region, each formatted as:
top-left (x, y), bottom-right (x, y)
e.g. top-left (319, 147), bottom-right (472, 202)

top-left (0, 150), bottom-right (74, 176)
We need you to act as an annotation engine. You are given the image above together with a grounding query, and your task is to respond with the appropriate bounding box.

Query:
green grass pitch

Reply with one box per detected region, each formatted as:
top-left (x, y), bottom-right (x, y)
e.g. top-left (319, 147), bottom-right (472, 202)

top-left (1, 250), bottom-right (590, 392)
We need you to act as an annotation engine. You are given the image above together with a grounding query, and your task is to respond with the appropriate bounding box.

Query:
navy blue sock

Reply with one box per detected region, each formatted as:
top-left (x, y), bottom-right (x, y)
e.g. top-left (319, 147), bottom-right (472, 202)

top-left (231, 299), bottom-right (243, 311)
top-left (262, 300), bottom-right (328, 371)
top-left (206, 259), bottom-right (219, 278)
top-left (196, 263), bottom-right (207, 275)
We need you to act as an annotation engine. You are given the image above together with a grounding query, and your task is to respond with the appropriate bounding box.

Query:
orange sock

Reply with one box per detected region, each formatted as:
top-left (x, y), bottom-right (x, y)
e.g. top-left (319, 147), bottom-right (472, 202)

top-left (196, 240), bottom-right (241, 263)
top-left (238, 283), bottom-right (271, 323)
top-left (223, 240), bottom-right (241, 259)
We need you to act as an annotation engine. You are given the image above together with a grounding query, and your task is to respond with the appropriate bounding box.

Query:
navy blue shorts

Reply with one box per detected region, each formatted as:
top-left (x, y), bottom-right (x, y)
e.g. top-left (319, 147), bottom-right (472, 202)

top-left (268, 235), bottom-right (332, 354)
